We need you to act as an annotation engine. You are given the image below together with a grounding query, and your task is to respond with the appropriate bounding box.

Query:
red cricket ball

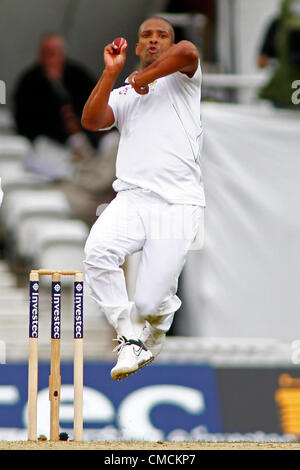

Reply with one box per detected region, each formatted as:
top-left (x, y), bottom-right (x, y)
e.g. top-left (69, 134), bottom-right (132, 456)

top-left (112, 37), bottom-right (128, 54)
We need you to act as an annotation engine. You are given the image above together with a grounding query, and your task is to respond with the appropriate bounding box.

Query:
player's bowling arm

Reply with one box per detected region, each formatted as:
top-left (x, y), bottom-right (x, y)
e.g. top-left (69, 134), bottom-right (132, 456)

top-left (82, 42), bottom-right (126, 131)
top-left (132, 40), bottom-right (199, 90)
top-left (81, 69), bottom-right (116, 131)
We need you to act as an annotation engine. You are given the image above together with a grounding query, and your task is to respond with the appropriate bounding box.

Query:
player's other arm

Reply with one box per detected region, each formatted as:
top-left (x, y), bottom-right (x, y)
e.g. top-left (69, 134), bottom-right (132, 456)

top-left (81, 71), bottom-right (115, 131)
top-left (81, 41), bottom-right (127, 131)
top-left (129, 41), bottom-right (199, 93)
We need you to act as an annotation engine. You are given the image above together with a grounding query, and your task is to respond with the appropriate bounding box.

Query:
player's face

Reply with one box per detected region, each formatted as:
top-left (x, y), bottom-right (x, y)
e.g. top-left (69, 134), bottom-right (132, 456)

top-left (136, 18), bottom-right (174, 69)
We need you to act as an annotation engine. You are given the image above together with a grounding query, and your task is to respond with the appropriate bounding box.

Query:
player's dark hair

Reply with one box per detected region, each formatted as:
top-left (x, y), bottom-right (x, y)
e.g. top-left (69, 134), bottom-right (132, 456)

top-left (138, 16), bottom-right (175, 43)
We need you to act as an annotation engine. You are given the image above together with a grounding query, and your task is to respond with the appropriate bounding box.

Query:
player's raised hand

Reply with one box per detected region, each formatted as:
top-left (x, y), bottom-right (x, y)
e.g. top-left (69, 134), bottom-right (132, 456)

top-left (104, 38), bottom-right (128, 76)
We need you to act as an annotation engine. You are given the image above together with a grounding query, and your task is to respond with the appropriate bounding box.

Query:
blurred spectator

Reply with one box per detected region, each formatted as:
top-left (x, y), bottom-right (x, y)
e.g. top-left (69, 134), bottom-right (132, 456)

top-left (258, 0), bottom-right (300, 109)
top-left (258, 17), bottom-right (281, 68)
top-left (59, 129), bottom-right (119, 227)
top-left (13, 32), bottom-right (118, 226)
top-left (13, 32), bottom-right (100, 180)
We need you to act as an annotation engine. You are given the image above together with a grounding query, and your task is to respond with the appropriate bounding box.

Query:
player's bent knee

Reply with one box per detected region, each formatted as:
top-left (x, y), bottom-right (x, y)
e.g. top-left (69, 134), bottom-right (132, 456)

top-left (135, 297), bottom-right (161, 321)
top-left (84, 243), bottom-right (124, 271)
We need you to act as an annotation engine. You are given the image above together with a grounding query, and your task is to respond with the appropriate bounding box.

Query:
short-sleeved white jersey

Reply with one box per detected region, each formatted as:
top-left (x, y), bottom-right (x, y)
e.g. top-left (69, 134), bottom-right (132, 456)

top-left (103, 61), bottom-right (205, 206)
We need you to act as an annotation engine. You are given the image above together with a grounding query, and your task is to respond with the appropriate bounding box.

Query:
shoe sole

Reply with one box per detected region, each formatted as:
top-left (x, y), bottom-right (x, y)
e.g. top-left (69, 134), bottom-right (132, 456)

top-left (111, 356), bottom-right (154, 381)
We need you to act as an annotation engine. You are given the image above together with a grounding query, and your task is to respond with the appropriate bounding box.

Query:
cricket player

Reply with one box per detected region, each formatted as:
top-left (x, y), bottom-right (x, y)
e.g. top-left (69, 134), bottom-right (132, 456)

top-left (82, 16), bottom-right (205, 380)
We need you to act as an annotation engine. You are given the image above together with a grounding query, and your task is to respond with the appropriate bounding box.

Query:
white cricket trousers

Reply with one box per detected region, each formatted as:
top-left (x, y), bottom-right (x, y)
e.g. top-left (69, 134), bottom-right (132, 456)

top-left (84, 188), bottom-right (204, 335)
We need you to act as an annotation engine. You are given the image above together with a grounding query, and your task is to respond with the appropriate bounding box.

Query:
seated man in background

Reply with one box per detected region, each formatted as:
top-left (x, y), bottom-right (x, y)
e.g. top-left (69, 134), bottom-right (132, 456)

top-left (13, 33), bottom-right (100, 181)
top-left (258, 0), bottom-right (300, 109)
top-left (257, 16), bottom-right (281, 69)
top-left (13, 32), bottom-right (117, 226)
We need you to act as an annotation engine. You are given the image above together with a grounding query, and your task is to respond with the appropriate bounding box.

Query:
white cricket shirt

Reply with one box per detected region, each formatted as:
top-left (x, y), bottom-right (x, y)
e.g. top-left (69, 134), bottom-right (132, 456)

top-left (103, 61), bottom-right (205, 206)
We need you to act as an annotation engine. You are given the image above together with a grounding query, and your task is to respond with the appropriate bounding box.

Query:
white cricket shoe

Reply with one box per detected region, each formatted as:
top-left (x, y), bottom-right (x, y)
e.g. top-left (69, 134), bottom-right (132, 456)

top-left (139, 323), bottom-right (166, 359)
top-left (110, 336), bottom-right (154, 381)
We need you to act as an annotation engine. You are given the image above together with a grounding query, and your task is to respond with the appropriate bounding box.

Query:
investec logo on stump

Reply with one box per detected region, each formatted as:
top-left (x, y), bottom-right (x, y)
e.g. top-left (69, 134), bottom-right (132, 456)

top-left (29, 282), bottom-right (39, 338)
top-left (74, 282), bottom-right (83, 339)
top-left (52, 283), bottom-right (61, 339)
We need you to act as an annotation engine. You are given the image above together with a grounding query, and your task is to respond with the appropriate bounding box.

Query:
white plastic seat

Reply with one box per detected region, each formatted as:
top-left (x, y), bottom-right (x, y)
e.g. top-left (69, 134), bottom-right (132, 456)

top-left (0, 135), bottom-right (32, 162)
top-left (31, 220), bottom-right (89, 285)
top-left (23, 218), bottom-right (89, 260)
top-left (0, 160), bottom-right (25, 181)
top-left (0, 166), bottom-right (48, 195)
top-left (16, 215), bottom-right (69, 259)
top-left (1, 188), bottom-right (71, 233)
top-left (34, 244), bottom-right (85, 280)
top-left (0, 109), bottom-right (15, 135)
